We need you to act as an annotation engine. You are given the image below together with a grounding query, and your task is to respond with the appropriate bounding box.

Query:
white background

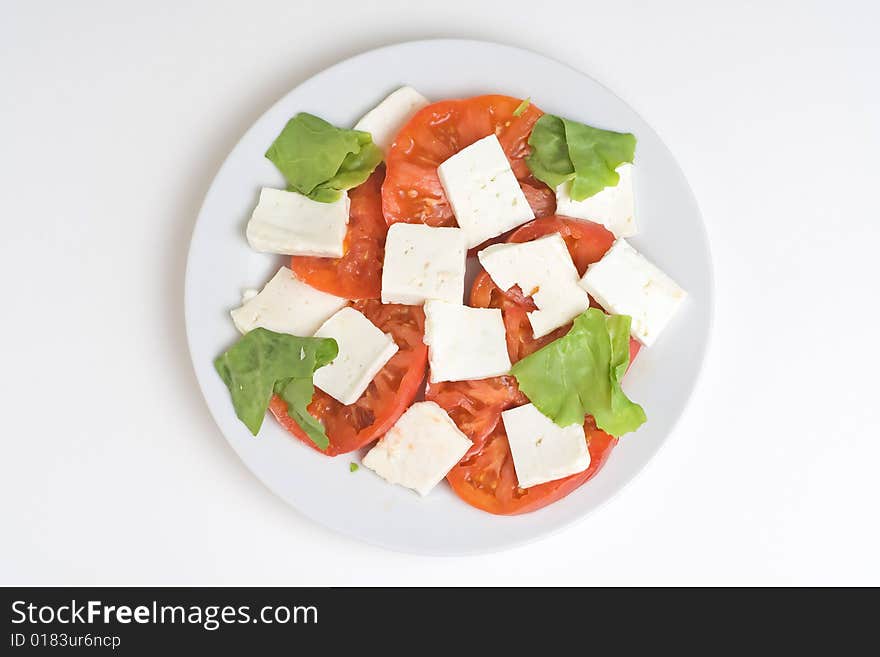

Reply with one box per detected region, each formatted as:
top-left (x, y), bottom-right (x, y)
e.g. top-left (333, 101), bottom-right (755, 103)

top-left (2, 0), bottom-right (878, 585)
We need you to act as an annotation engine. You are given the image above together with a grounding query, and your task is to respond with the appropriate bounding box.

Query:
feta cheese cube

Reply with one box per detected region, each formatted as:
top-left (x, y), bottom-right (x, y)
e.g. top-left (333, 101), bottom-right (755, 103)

top-left (423, 300), bottom-right (511, 383)
top-left (246, 187), bottom-right (349, 257)
top-left (437, 134), bottom-right (535, 248)
top-left (477, 233), bottom-right (591, 338)
top-left (579, 238), bottom-right (687, 347)
top-left (380, 223), bottom-right (466, 305)
top-left (555, 163), bottom-right (637, 238)
top-left (501, 403), bottom-right (590, 489)
top-left (353, 86), bottom-right (430, 154)
top-left (313, 307), bottom-right (399, 405)
top-left (230, 266), bottom-right (347, 336)
top-left (362, 401), bottom-right (472, 495)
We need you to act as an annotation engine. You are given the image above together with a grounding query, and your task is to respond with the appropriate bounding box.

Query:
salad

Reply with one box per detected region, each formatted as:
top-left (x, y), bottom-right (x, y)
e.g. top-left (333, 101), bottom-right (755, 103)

top-left (214, 87), bottom-right (687, 515)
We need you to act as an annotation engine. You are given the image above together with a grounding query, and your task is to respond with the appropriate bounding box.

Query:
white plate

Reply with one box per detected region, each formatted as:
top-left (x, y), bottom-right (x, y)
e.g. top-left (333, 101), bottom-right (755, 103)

top-left (185, 39), bottom-right (713, 555)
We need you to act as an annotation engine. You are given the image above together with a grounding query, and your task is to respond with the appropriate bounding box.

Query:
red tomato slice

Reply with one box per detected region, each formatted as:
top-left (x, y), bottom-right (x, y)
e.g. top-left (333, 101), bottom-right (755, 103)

top-left (290, 167), bottom-right (386, 300)
top-left (425, 376), bottom-right (527, 453)
top-left (382, 95), bottom-right (555, 229)
top-left (519, 178), bottom-right (557, 219)
top-left (434, 215), bottom-right (640, 514)
top-left (508, 215), bottom-right (617, 275)
top-left (446, 418), bottom-right (618, 515)
top-left (269, 300), bottom-right (427, 456)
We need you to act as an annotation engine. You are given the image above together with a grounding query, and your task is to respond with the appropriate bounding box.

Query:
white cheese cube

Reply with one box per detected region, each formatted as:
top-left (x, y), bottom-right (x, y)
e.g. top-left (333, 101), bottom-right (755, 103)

top-left (362, 401), bottom-right (472, 496)
top-left (380, 223), bottom-right (466, 305)
top-left (353, 86), bottom-right (430, 154)
top-left (477, 233), bottom-right (591, 338)
top-left (246, 187), bottom-right (349, 257)
top-left (423, 300), bottom-right (511, 384)
top-left (230, 266), bottom-right (347, 336)
top-left (313, 307), bottom-right (399, 405)
top-left (579, 238), bottom-right (687, 347)
top-left (501, 403), bottom-right (590, 489)
top-left (437, 135), bottom-right (535, 248)
top-left (555, 163), bottom-right (637, 238)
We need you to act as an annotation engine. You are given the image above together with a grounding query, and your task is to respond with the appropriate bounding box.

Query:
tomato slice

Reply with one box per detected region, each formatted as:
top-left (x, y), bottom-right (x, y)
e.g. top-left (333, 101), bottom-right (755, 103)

top-left (269, 300), bottom-right (427, 456)
top-left (382, 95), bottom-right (555, 229)
top-left (446, 418), bottom-right (618, 515)
top-left (425, 376), bottom-right (527, 453)
top-left (289, 168), bottom-right (386, 300)
top-left (519, 178), bottom-right (557, 219)
top-left (434, 215), bottom-right (640, 514)
top-left (508, 215), bottom-right (617, 275)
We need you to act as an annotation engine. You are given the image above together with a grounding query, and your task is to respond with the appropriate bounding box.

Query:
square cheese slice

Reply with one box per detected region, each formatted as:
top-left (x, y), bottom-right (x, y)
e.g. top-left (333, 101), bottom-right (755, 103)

top-left (362, 401), bottom-right (472, 496)
top-left (246, 187), bottom-right (349, 257)
top-left (477, 233), bottom-right (591, 338)
top-left (230, 266), bottom-right (347, 336)
top-left (556, 163), bottom-right (637, 238)
top-left (501, 403), bottom-right (590, 489)
top-left (423, 300), bottom-right (511, 383)
top-left (353, 86), bottom-right (430, 154)
top-left (579, 238), bottom-right (687, 347)
top-left (313, 307), bottom-right (399, 405)
top-left (381, 223), bottom-right (466, 305)
top-left (437, 134), bottom-right (534, 248)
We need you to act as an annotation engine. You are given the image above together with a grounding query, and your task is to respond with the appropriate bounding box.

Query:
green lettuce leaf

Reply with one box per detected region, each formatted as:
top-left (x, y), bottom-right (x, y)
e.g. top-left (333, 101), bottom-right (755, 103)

top-left (526, 114), bottom-right (636, 201)
top-left (265, 112), bottom-right (382, 202)
top-left (309, 131), bottom-right (383, 202)
top-left (525, 115), bottom-right (574, 188)
top-left (214, 328), bottom-right (338, 447)
top-left (274, 377), bottom-right (331, 450)
top-left (510, 309), bottom-right (646, 437)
